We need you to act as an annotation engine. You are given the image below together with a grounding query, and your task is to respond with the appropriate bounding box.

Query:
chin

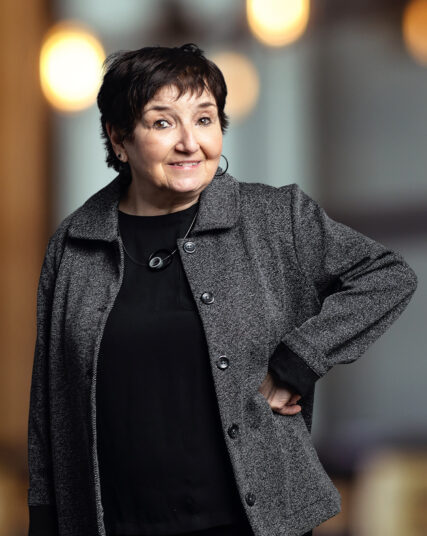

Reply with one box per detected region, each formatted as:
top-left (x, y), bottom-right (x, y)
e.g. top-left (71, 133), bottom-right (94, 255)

top-left (171, 178), bottom-right (208, 193)
top-left (168, 171), bottom-right (213, 189)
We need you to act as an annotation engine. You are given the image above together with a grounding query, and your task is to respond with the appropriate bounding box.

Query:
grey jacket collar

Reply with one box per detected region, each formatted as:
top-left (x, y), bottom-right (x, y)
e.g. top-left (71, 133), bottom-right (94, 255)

top-left (68, 166), bottom-right (240, 241)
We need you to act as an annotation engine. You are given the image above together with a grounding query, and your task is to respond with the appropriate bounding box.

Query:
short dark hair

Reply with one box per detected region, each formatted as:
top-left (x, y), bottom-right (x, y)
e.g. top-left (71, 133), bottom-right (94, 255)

top-left (97, 43), bottom-right (229, 174)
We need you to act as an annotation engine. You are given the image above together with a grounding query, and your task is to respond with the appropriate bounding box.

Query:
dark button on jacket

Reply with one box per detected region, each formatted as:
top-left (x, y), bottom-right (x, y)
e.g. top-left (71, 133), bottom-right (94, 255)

top-left (183, 240), bottom-right (196, 253)
top-left (201, 291), bottom-right (215, 304)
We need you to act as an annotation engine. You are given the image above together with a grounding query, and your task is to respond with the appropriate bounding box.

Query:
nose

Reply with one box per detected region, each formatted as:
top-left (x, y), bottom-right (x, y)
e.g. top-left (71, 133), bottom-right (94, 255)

top-left (175, 123), bottom-right (199, 153)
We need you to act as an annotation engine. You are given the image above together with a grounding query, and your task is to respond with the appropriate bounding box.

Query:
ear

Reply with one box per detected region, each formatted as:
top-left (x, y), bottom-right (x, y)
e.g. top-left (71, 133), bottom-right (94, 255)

top-left (106, 122), bottom-right (124, 150)
top-left (106, 122), bottom-right (128, 162)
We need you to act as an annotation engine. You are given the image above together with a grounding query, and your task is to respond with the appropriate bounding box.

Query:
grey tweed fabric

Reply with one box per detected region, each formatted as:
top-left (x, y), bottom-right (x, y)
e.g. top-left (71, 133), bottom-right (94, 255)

top-left (27, 168), bottom-right (418, 536)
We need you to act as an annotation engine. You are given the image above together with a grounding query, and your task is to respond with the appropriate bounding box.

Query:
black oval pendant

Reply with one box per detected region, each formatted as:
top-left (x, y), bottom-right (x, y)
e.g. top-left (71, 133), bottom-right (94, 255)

top-left (148, 249), bottom-right (173, 271)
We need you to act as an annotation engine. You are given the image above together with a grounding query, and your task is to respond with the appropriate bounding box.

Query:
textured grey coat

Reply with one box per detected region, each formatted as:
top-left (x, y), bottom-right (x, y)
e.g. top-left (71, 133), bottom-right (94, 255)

top-left (27, 168), bottom-right (418, 536)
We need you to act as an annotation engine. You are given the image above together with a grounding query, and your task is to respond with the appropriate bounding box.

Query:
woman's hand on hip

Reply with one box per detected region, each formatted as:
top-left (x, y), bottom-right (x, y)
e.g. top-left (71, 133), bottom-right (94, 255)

top-left (258, 372), bottom-right (302, 415)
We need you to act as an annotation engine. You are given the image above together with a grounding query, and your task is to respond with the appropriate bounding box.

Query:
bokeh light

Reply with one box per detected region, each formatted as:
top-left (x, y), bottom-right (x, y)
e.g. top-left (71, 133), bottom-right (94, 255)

top-left (402, 0), bottom-right (427, 66)
top-left (39, 21), bottom-right (105, 112)
top-left (246, 0), bottom-right (310, 47)
top-left (210, 51), bottom-right (260, 121)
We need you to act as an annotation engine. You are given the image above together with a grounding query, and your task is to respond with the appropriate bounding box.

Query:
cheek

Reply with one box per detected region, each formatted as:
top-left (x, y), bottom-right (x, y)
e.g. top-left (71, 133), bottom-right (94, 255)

top-left (132, 138), bottom-right (168, 166)
top-left (203, 130), bottom-right (223, 158)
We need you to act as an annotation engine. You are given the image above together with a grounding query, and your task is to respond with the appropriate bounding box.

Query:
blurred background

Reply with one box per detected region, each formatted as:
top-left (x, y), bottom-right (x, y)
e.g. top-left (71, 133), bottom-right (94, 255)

top-left (1, 0), bottom-right (426, 534)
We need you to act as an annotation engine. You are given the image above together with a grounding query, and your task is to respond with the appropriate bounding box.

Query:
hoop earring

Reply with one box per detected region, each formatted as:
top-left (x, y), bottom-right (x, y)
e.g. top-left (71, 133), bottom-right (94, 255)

top-left (215, 154), bottom-right (229, 176)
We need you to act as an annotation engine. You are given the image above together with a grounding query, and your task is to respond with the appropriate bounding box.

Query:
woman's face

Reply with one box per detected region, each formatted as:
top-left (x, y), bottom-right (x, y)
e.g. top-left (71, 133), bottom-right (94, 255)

top-left (109, 84), bottom-right (223, 202)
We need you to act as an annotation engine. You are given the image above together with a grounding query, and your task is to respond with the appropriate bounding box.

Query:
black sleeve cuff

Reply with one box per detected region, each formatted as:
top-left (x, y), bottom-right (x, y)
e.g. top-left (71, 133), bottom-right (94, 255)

top-left (268, 341), bottom-right (321, 398)
top-left (28, 504), bottom-right (58, 536)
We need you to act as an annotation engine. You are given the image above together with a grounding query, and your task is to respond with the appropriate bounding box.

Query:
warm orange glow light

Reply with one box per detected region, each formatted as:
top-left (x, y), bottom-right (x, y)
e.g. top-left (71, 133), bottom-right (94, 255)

top-left (403, 0), bottom-right (427, 66)
top-left (246, 0), bottom-right (310, 47)
top-left (210, 51), bottom-right (260, 121)
top-left (39, 21), bottom-right (105, 112)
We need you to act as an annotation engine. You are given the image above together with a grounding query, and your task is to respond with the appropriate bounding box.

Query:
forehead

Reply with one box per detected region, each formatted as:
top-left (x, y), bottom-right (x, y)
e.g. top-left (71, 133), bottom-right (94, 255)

top-left (144, 85), bottom-right (217, 110)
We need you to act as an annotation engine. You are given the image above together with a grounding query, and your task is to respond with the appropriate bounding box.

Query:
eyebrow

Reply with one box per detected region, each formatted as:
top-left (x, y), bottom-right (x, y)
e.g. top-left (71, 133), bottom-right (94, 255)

top-left (143, 102), bottom-right (217, 114)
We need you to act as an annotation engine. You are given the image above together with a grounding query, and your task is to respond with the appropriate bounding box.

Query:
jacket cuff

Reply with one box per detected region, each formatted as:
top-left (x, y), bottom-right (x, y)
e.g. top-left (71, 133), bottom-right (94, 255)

top-left (28, 505), bottom-right (58, 535)
top-left (268, 341), bottom-right (321, 397)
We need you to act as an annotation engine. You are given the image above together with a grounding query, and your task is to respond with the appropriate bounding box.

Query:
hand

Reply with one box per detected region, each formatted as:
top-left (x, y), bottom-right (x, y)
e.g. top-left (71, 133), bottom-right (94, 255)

top-left (258, 371), bottom-right (302, 415)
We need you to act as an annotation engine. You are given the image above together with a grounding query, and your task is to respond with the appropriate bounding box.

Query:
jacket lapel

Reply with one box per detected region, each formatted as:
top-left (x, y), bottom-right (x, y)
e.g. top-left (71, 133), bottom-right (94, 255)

top-left (68, 166), bottom-right (240, 241)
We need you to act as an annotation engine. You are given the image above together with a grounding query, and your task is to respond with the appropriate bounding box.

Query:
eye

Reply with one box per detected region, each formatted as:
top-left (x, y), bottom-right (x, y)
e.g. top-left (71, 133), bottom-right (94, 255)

top-left (199, 116), bottom-right (212, 125)
top-left (153, 119), bottom-right (170, 129)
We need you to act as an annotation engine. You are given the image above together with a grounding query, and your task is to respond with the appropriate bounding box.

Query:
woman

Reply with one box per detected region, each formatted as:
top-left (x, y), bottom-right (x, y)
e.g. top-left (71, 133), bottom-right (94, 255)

top-left (27, 44), bottom-right (418, 536)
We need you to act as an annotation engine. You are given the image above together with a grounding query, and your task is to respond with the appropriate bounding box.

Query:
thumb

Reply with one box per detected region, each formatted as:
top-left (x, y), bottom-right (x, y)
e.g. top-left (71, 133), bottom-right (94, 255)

top-left (277, 404), bottom-right (302, 415)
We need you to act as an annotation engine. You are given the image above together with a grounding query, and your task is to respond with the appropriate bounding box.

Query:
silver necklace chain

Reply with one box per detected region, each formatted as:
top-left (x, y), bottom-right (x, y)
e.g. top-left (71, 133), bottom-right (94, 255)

top-left (119, 206), bottom-right (199, 268)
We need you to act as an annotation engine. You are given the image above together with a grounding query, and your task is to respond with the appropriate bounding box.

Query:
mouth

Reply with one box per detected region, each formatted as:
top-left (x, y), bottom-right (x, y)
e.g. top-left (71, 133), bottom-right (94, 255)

top-left (168, 160), bottom-right (201, 169)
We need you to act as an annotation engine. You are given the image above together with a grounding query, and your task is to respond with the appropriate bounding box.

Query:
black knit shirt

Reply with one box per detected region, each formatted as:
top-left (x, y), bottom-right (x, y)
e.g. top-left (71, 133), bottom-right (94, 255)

top-left (95, 201), bottom-right (249, 535)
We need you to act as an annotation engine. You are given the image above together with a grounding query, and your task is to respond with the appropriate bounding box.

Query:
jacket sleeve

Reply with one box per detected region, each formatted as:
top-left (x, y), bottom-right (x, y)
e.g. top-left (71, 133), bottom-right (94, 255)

top-left (268, 183), bottom-right (418, 397)
top-left (27, 235), bottom-right (60, 535)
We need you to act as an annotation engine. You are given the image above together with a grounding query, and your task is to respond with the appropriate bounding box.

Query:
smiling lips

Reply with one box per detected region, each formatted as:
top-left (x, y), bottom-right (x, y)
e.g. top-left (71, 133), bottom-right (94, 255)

top-left (168, 160), bottom-right (201, 168)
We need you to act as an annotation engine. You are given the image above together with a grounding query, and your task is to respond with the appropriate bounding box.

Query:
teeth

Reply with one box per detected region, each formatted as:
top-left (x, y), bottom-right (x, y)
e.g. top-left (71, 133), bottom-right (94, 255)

top-left (174, 162), bottom-right (199, 166)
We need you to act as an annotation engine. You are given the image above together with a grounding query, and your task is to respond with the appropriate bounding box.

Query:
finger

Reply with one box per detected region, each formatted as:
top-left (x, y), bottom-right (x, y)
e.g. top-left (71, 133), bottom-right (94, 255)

top-left (277, 404), bottom-right (302, 415)
top-left (289, 393), bottom-right (302, 405)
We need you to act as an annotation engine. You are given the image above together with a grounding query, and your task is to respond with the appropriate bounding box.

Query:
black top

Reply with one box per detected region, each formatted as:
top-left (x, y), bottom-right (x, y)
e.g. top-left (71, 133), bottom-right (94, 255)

top-left (95, 200), bottom-right (248, 535)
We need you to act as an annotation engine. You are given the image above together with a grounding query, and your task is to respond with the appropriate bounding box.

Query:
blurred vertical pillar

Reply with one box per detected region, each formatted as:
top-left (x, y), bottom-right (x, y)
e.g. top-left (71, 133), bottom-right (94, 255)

top-left (0, 0), bottom-right (51, 452)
